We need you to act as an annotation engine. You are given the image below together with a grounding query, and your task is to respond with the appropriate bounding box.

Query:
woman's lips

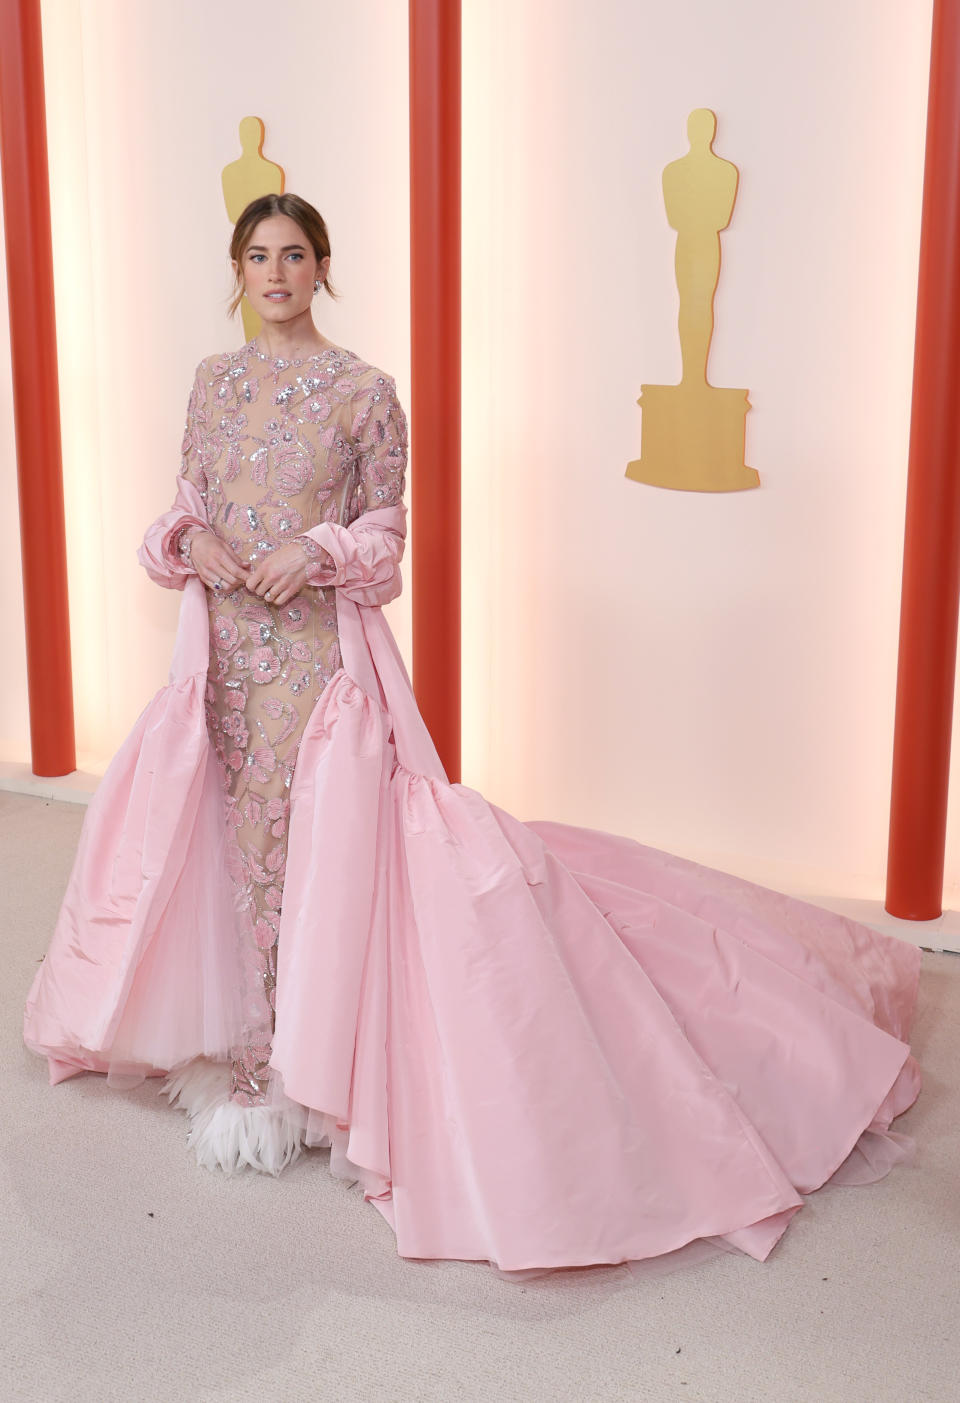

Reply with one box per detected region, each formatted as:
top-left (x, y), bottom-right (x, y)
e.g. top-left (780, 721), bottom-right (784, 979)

top-left (265, 292), bottom-right (291, 300)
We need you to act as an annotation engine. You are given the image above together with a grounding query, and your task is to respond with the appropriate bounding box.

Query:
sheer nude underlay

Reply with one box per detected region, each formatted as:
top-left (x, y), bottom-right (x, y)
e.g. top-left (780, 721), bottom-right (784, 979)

top-left (177, 337), bottom-right (407, 1102)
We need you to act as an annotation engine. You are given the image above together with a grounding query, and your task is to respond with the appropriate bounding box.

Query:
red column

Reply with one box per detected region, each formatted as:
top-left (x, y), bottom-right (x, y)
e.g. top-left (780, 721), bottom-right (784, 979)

top-left (0, 0), bottom-right (76, 776)
top-left (886, 0), bottom-right (960, 918)
top-left (409, 0), bottom-right (461, 782)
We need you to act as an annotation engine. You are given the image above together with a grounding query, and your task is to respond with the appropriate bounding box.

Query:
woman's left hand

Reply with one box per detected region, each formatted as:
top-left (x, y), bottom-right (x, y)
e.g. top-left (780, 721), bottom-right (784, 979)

top-left (246, 543), bottom-right (309, 608)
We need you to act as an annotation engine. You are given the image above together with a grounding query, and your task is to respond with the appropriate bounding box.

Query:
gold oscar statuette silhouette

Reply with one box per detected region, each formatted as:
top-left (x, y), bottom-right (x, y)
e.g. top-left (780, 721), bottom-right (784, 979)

top-left (221, 117), bottom-right (285, 343)
top-left (626, 108), bottom-right (759, 492)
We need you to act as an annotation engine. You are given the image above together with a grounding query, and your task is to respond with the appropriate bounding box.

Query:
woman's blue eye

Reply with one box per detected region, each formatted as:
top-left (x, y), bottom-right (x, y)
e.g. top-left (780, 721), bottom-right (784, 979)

top-left (250, 253), bottom-right (304, 263)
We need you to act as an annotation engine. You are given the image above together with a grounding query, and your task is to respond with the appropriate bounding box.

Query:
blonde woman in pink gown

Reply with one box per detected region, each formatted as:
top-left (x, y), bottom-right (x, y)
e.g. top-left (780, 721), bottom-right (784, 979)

top-left (23, 194), bottom-right (923, 1276)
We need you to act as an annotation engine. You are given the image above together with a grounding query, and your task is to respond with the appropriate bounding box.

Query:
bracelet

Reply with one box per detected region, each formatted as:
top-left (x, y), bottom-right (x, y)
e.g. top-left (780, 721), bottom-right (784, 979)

top-left (177, 526), bottom-right (199, 567)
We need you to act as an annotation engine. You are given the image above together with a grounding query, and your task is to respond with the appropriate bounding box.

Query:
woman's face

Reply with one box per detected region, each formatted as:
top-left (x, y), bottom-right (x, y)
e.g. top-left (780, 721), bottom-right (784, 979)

top-left (234, 213), bottom-right (331, 327)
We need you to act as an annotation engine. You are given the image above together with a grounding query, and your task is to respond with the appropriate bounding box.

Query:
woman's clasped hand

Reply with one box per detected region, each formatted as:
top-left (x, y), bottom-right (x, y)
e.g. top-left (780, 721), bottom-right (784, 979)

top-left (189, 531), bottom-right (309, 607)
top-left (245, 543), bottom-right (309, 608)
top-left (188, 530), bottom-right (250, 593)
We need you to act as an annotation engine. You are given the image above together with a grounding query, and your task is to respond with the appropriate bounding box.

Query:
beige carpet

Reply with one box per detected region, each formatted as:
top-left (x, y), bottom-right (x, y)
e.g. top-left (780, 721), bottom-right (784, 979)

top-left (3, 790), bottom-right (957, 1403)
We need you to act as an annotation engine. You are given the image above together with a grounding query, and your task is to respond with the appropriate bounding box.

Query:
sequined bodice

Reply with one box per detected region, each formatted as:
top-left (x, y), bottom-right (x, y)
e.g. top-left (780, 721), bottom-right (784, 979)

top-left (184, 335), bottom-right (400, 564)
top-left (175, 333), bottom-right (407, 1105)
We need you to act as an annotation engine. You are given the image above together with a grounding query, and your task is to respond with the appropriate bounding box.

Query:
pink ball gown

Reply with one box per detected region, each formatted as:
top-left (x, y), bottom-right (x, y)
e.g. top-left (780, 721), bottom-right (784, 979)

top-left (23, 336), bottom-right (921, 1274)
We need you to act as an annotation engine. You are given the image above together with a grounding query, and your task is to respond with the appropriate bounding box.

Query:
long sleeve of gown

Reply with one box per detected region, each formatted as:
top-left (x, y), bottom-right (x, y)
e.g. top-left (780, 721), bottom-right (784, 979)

top-left (138, 361), bottom-right (211, 589)
top-left (295, 374), bottom-right (409, 607)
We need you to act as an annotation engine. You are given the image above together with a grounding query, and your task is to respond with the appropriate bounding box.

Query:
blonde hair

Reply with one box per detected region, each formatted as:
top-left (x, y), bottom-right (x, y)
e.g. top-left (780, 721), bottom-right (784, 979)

top-left (226, 192), bottom-right (340, 318)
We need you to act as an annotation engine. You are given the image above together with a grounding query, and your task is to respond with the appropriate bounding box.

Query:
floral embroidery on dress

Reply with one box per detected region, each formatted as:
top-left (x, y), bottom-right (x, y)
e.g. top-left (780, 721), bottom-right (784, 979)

top-left (177, 336), bottom-right (408, 1104)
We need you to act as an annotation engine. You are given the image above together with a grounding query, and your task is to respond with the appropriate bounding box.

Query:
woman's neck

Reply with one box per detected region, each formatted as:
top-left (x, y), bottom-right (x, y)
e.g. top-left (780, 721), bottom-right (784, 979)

top-left (255, 312), bottom-right (330, 361)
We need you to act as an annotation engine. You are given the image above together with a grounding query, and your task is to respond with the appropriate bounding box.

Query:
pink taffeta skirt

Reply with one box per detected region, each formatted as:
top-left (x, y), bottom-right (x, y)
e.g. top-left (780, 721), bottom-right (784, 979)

top-left (23, 578), bottom-right (923, 1275)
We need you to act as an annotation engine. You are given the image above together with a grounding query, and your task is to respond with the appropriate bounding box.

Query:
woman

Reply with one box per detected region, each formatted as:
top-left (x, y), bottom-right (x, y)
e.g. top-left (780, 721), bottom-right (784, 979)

top-left (24, 193), bottom-right (922, 1275)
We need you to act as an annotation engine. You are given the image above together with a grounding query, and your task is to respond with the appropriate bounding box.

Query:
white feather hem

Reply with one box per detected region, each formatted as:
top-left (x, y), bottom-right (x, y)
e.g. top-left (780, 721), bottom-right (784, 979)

top-left (159, 1057), bottom-right (307, 1177)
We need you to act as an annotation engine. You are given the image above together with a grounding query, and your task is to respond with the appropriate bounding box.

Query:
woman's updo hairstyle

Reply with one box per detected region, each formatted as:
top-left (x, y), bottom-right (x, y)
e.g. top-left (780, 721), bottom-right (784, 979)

top-left (227, 192), bottom-right (340, 318)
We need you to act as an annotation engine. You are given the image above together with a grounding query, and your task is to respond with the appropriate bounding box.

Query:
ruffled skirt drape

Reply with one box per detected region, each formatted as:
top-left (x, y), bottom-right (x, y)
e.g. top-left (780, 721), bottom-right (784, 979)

top-left (23, 591), bottom-right (922, 1273)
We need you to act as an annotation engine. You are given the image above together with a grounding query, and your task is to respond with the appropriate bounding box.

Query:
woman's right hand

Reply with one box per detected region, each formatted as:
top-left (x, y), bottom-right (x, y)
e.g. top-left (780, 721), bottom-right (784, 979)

top-left (188, 530), bottom-right (250, 592)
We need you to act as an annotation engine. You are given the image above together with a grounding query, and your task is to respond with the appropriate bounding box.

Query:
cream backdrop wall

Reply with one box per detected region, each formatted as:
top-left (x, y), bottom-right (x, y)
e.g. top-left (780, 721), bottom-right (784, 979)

top-left (0, 0), bottom-right (412, 770)
top-left (0, 163), bottom-right (28, 765)
top-left (1, 0), bottom-right (953, 906)
top-left (460, 0), bottom-right (940, 903)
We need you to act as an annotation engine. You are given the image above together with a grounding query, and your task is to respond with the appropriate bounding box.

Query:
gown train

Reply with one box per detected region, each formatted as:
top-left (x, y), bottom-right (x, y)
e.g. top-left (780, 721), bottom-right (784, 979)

top-left (23, 339), bottom-right (922, 1275)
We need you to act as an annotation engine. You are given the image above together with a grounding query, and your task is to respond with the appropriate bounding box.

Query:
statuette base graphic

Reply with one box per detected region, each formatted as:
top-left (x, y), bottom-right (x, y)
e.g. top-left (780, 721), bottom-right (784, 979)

top-left (627, 383), bottom-right (758, 493)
